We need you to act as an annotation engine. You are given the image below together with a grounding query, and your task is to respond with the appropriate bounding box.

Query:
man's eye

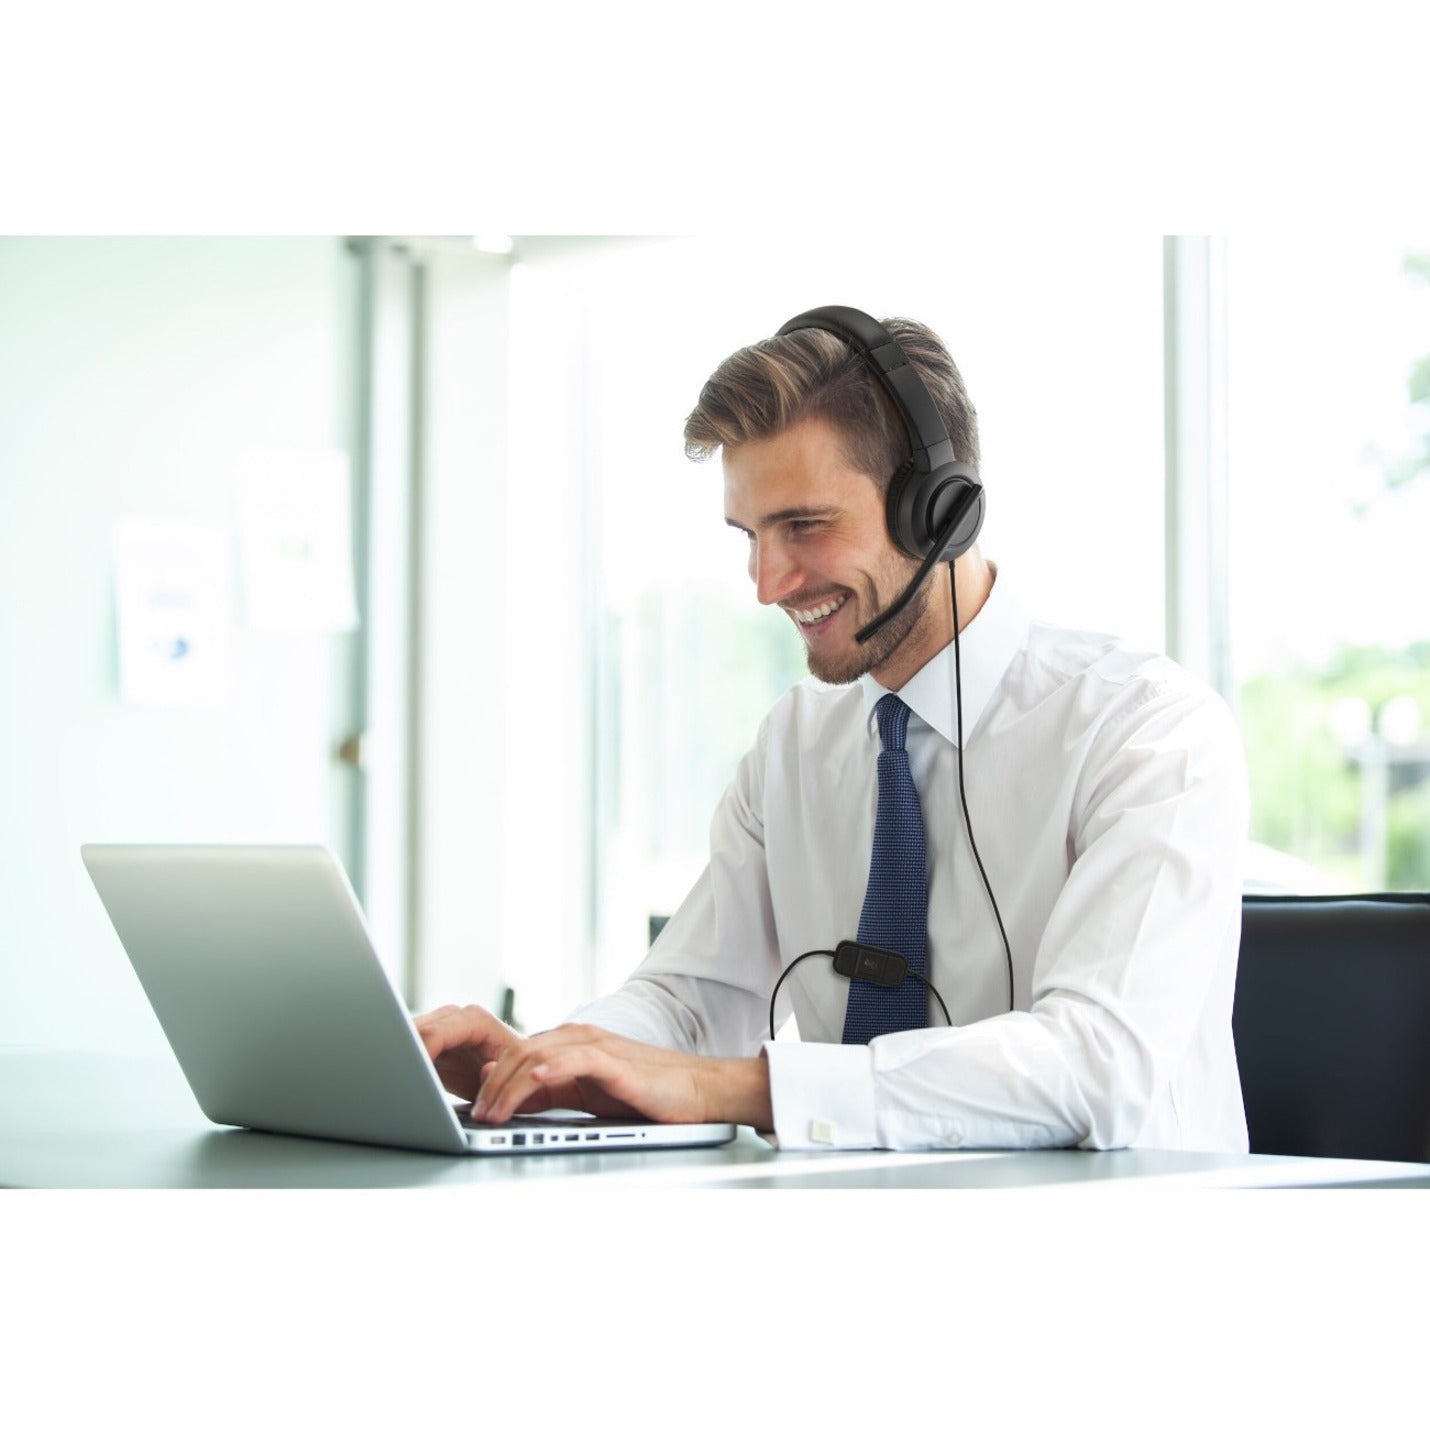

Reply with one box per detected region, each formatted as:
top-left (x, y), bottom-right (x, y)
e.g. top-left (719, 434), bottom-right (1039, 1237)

top-left (788, 520), bottom-right (820, 534)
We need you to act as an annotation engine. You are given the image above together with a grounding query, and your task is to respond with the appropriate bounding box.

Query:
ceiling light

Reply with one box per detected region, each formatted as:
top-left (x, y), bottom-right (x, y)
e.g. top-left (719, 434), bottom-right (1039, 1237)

top-left (472, 234), bottom-right (514, 256)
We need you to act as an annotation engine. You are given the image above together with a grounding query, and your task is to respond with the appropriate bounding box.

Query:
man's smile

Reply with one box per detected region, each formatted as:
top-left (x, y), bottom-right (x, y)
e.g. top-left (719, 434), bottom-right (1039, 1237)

top-left (785, 591), bottom-right (851, 631)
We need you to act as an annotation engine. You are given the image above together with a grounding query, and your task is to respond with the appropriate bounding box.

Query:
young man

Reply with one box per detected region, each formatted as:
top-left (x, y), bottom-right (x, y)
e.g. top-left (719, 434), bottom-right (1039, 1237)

top-left (416, 313), bottom-right (1251, 1153)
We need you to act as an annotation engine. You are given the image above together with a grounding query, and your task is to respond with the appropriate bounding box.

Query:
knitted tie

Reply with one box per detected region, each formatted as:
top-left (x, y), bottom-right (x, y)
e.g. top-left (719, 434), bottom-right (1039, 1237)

top-left (841, 693), bottom-right (930, 1044)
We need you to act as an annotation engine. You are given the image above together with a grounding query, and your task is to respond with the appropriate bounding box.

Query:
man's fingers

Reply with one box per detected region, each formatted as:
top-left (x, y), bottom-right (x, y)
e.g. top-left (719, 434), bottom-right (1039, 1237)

top-left (469, 1025), bottom-right (718, 1125)
top-left (412, 1004), bottom-right (473, 1054)
top-left (414, 1003), bottom-right (512, 1058)
top-left (410, 1006), bottom-right (527, 1101)
top-left (479, 1043), bottom-right (616, 1124)
top-left (475, 1032), bottom-right (571, 1118)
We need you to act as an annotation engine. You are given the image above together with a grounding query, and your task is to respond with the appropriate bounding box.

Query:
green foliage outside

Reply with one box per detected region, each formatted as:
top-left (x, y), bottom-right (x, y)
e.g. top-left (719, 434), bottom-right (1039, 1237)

top-left (1239, 646), bottom-right (1430, 891)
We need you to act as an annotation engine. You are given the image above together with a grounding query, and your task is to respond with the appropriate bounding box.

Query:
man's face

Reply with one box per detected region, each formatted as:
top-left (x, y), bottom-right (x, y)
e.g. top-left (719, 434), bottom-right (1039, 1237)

top-left (723, 416), bottom-right (935, 686)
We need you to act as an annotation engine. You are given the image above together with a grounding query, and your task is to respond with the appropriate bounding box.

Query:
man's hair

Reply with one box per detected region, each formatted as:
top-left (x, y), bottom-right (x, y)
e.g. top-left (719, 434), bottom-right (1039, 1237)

top-left (683, 316), bottom-right (980, 486)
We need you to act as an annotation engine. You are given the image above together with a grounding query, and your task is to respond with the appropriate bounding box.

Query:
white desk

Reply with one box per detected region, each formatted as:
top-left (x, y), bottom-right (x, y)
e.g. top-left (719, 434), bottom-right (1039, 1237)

top-left (4, 1048), bottom-right (1428, 1189)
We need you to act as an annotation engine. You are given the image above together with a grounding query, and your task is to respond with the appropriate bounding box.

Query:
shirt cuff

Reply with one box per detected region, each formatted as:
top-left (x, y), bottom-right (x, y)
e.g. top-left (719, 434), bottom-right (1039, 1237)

top-left (764, 1040), bottom-right (877, 1150)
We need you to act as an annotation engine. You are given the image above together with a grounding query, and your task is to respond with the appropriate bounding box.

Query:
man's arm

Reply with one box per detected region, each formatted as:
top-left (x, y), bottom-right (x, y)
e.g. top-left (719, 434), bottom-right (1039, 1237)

top-left (763, 679), bottom-right (1250, 1151)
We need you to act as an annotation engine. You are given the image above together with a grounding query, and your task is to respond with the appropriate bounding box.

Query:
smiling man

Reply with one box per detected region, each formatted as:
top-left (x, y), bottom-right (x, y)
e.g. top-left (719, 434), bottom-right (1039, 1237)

top-left (416, 310), bottom-right (1251, 1154)
top-left (722, 414), bottom-right (992, 691)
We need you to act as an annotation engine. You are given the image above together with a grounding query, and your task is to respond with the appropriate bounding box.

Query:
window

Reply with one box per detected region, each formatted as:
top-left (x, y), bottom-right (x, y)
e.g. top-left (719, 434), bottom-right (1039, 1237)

top-left (1225, 236), bottom-right (1430, 892)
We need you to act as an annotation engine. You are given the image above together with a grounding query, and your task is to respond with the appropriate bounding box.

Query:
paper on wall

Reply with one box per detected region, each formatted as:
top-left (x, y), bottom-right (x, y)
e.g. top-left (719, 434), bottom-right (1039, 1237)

top-left (236, 451), bottom-right (359, 632)
top-left (114, 519), bottom-right (236, 707)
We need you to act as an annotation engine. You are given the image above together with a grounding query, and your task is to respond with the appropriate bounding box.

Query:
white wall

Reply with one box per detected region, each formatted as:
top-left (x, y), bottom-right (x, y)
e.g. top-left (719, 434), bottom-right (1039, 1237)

top-left (0, 238), bottom-right (361, 1054)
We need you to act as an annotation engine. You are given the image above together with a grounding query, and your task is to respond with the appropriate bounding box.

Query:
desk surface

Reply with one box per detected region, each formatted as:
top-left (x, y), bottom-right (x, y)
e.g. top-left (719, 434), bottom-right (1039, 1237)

top-left (4, 1047), bottom-right (1429, 1190)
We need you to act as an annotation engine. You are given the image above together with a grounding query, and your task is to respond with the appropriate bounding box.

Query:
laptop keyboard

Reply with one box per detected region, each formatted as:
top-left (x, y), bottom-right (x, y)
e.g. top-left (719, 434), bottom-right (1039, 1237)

top-left (455, 1107), bottom-right (606, 1130)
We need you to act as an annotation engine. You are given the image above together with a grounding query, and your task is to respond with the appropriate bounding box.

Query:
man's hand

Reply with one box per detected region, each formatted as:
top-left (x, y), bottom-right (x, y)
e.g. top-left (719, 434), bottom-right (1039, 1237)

top-left (412, 1004), bottom-right (525, 1102)
top-left (472, 1023), bottom-right (774, 1131)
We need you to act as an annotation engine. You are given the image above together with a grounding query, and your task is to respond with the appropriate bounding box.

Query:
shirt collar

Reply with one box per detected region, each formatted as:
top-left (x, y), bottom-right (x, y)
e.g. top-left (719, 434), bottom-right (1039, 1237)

top-left (859, 564), bottom-right (1031, 748)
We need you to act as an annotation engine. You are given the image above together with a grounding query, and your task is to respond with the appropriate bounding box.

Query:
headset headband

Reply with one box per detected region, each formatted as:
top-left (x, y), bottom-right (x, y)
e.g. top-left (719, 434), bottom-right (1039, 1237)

top-left (775, 306), bottom-right (957, 477)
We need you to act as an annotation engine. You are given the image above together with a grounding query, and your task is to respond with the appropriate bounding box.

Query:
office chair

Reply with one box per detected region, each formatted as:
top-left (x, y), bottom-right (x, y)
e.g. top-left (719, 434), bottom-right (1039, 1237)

top-left (1233, 893), bottom-right (1430, 1163)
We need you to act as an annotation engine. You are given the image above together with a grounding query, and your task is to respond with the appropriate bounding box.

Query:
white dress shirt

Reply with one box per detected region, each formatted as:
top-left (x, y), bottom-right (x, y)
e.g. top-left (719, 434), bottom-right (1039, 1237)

top-left (568, 569), bottom-right (1251, 1153)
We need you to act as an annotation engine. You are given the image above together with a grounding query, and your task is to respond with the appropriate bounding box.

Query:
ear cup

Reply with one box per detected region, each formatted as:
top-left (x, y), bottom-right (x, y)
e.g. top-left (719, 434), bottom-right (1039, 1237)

top-left (887, 462), bottom-right (984, 561)
top-left (776, 306), bottom-right (985, 563)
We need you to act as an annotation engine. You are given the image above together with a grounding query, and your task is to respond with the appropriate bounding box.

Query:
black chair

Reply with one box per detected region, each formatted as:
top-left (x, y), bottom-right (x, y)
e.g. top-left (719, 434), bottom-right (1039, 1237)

top-left (1233, 893), bottom-right (1430, 1162)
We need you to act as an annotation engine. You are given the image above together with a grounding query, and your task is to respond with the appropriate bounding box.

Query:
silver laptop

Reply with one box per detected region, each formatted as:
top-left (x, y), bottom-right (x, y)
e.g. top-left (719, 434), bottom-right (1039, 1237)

top-left (80, 844), bottom-right (736, 1156)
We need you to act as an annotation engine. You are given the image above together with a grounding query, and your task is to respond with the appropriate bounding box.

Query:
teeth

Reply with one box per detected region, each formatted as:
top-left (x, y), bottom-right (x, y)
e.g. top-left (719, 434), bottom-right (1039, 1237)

top-left (793, 594), bottom-right (848, 625)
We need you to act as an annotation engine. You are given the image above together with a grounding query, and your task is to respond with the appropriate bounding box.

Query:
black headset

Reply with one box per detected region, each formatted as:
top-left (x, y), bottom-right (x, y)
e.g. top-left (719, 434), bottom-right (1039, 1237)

top-left (775, 305), bottom-right (985, 570)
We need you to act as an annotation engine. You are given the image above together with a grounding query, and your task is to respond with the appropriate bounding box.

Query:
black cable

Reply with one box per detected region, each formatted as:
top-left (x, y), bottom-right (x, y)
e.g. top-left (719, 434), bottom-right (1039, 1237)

top-left (907, 971), bottom-right (951, 1032)
top-left (768, 950), bottom-right (833, 1040)
top-left (950, 569), bottom-right (1015, 1012)
top-left (769, 948), bottom-right (952, 1041)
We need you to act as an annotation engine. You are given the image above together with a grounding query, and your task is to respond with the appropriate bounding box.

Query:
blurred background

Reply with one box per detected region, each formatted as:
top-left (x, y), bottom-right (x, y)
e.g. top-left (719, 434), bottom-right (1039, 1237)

top-left (2, 232), bottom-right (1427, 1052)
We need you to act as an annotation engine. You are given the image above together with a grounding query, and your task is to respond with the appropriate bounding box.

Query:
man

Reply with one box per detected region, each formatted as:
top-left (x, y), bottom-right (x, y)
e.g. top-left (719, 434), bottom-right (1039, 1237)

top-left (416, 311), bottom-right (1250, 1153)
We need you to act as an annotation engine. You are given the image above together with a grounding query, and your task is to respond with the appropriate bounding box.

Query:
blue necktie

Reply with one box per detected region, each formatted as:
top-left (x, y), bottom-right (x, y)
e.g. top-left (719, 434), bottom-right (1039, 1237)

top-left (841, 693), bottom-right (930, 1044)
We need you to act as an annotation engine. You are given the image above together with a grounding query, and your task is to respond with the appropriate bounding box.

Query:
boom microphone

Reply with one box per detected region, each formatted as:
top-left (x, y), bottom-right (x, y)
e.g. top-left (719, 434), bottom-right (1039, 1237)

top-left (854, 484), bottom-right (982, 645)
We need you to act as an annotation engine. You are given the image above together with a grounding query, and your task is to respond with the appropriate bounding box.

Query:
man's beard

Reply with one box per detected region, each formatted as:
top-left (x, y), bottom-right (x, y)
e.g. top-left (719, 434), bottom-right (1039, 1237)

top-left (803, 560), bottom-right (933, 685)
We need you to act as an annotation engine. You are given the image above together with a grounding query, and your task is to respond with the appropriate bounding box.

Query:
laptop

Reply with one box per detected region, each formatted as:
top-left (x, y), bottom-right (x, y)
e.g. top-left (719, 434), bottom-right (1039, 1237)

top-left (80, 844), bottom-right (737, 1156)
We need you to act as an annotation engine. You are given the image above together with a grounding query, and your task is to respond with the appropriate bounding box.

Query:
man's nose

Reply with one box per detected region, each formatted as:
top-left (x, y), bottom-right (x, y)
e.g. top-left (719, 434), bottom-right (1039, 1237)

top-left (750, 537), bottom-right (801, 607)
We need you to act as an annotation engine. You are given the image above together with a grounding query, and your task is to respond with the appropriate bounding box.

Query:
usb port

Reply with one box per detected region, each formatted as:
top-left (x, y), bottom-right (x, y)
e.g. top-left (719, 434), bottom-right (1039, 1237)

top-left (585, 1133), bottom-right (600, 1141)
top-left (512, 1133), bottom-right (526, 1147)
top-left (532, 1134), bottom-right (545, 1145)
top-left (565, 1134), bottom-right (580, 1142)
top-left (491, 1135), bottom-right (506, 1145)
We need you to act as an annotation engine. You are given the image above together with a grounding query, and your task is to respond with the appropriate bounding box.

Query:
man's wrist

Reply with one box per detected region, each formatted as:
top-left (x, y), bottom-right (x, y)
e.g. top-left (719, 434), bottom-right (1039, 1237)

top-left (706, 1055), bottom-right (774, 1130)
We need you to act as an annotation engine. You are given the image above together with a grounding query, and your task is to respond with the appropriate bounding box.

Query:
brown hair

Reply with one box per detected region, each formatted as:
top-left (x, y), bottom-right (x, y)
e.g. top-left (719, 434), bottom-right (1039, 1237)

top-left (683, 316), bottom-right (979, 486)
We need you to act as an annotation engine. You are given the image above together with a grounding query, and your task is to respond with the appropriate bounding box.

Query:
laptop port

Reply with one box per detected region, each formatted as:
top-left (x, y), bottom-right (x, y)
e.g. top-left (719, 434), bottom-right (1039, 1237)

top-left (585, 1133), bottom-right (600, 1141)
top-left (532, 1134), bottom-right (545, 1145)
top-left (491, 1135), bottom-right (506, 1145)
top-left (565, 1134), bottom-right (579, 1142)
top-left (512, 1133), bottom-right (526, 1147)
